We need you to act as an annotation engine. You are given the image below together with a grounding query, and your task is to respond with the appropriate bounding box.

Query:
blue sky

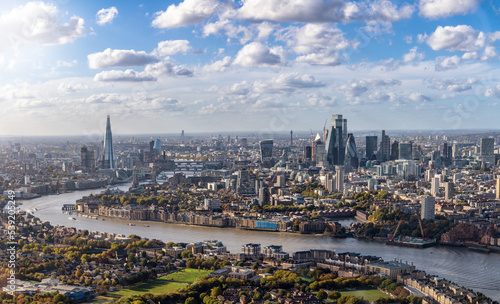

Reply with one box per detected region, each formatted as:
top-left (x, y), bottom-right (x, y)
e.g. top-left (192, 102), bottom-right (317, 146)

top-left (0, 0), bottom-right (499, 136)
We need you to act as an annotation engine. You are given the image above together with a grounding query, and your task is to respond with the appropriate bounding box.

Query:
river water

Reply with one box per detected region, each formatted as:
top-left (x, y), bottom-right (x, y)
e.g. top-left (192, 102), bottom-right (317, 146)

top-left (18, 185), bottom-right (500, 301)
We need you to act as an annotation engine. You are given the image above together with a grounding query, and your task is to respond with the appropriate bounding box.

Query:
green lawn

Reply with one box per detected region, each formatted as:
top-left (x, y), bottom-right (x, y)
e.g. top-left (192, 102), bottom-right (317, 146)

top-left (104, 269), bottom-right (212, 300)
top-left (340, 289), bottom-right (392, 302)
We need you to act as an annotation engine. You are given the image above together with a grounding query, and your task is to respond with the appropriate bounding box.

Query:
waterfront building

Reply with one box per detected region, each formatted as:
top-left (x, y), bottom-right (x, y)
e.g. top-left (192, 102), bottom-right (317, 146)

top-left (421, 196), bottom-right (435, 220)
top-left (365, 260), bottom-right (415, 279)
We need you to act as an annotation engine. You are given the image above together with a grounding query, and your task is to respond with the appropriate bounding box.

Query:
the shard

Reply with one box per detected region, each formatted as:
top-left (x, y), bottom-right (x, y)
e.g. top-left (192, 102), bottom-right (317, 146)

top-left (101, 115), bottom-right (115, 169)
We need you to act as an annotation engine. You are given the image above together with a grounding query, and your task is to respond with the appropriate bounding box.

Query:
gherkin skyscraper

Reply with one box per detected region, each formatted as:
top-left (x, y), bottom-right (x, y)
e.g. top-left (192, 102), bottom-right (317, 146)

top-left (344, 133), bottom-right (358, 169)
top-left (101, 115), bottom-right (115, 169)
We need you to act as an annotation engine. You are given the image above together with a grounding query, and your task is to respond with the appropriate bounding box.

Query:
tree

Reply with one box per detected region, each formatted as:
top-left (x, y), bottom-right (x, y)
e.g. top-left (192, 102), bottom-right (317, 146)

top-left (316, 289), bottom-right (327, 300)
top-left (211, 286), bottom-right (222, 298)
top-left (181, 250), bottom-right (193, 259)
top-left (328, 290), bottom-right (341, 300)
top-left (185, 297), bottom-right (197, 304)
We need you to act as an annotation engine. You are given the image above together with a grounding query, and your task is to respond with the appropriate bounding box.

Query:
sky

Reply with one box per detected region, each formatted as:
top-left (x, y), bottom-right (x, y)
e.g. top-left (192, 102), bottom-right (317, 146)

top-left (0, 0), bottom-right (500, 136)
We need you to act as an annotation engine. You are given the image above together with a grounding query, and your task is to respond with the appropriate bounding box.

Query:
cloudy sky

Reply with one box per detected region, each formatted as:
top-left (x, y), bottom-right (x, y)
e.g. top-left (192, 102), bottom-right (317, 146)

top-left (0, 0), bottom-right (499, 136)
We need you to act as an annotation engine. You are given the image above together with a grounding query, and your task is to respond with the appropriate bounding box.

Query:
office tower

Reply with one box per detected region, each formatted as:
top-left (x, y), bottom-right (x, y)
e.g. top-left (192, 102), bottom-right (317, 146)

top-left (365, 136), bottom-right (378, 160)
top-left (325, 114), bottom-right (347, 166)
top-left (240, 137), bottom-right (248, 147)
top-left (151, 164), bottom-right (157, 184)
top-left (444, 182), bottom-right (454, 202)
top-left (313, 134), bottom-right (327, 166)
top-left (153, 138), bottom-right (161, 155)
top-left (496, 178), bottom-right (500, 199)
top-left (149, 140), bottom-right (155, 152)
top-left (480, 138), bottom-right (495, 164)
top-left (421, 196), bottom-right (435, 220)
top-left (290, 130), bottom-right (293, 146)
top-left (368, 178), bottom-right (377, 191)
top-left (336, 166), bottom-right (344, 194)
top-left (391, 140), bottom-right (399, 160)
top-left (431, 175), bottom-right (440, 196)
top-left (380, 130), bottom-right (391, 162)
top-left (344, 133), bottom-right (358, 168)
top-left (398, 142), bottom-right (412, 160)
top-left (101, 115), bottom-right (115, 169)
top-left (259, 139), bottom-right (273, 162)
top-left (80, 146), bottom-right (95, 169)
top-left (452, 143), bottom-right (459, 158)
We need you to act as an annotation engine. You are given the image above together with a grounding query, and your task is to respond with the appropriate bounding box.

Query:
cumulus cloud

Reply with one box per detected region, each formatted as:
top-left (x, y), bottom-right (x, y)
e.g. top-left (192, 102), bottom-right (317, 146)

top-left (427, 25), bottom-right (485, 52)
top-left (88, 48), bottom-right (158, 69)
top-left (306, 93), bottom-right (337, 107)
top-left (0, 2), bottom-right (85, 51)
top-left (93, 69), bottom-right (157, 82)
top-left (409, 92), bottom-right (431, 102)
top-left (419, 0), bottom-right (479, 18)
top-left (237, 0), bottom-right (413, 23)
top-left (203, 56), bottom-right (231, 72)
top-left (485, 85), bottom-right (500, 98)
top-left (154, 40), bottom-right (191, 56)
top-left (233, 42), bottom-right (284, 67)
top-left (435, 55), bottom-right (461, 71)
top-left (426, 78), bottom-right (478, 92)
top-left (203, 19), bottom-right (254, 44)
top-left (462, 52), bottom-right (478, 60)
top-left (152, 0), bottom-right (222, 28)
top-left (403, 46), bottom-right (425, 63)
top-left (286, 24), bottom-right (357, 66)
top-left (96, 7), bottom-right (118, 26)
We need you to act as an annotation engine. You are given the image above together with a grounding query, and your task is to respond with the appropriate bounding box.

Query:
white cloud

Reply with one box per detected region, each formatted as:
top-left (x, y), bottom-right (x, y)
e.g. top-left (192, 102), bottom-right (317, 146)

top-left (427, 25), bottom-right (485, 52)
top-left (481, 46), bottom-right (497, 60)
top-left (152, 0), bottom-right (222, 28)
top-left (0, 2), bottom-right (85, 51)
top-left (96, 7), bottom-right (118, 26)
top-left (426, 78), bottom-right (478, 92)
top-left (306, 93), bottom-right (337, 107)
top-left (93, 69), bottom-right (156, 82)
top-left (88, 48), bottom-right (158, 69)
top-left (419, 0), bottom-right (479, 18)
top-left (203, 19), bottom-right (254, 44)
top-left (203, 56), bottom-right (231, 72)
top-left (462, 52), bottom-right (478, 60)
top-left (417, 33), bottom-right (428, 44)
top-left (403, 46), bottom-right (425, 63)
top-left (409, 92), bottom-right (431, 102)
top-left (233, 42), bottom-right (284, 67)
top-left (485, 85), bottom-right (500, 98)
top-left (287, 24), bottom-right (357, 66)
top-left (237, 0), bottom-right (413, 23)
top-left (154, 40), bottom-right (191, 56)
top-left (58, 82), bottom-right (88, 94)
top-left (56, 60), bottom-right (78, 68)
top-left (435, 56), bottom-right (461, 71)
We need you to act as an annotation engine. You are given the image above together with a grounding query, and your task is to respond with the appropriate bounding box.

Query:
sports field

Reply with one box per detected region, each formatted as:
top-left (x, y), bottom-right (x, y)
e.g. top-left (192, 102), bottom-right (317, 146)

top-left (101, 268), bottom-right (212, 300)
top-left (340, 289), bottom-right (392, 302)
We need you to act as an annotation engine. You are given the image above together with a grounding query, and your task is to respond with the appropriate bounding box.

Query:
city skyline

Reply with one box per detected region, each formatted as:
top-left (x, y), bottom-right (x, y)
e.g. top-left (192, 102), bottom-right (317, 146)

top-left (1, 0), bottom-right (500, 135)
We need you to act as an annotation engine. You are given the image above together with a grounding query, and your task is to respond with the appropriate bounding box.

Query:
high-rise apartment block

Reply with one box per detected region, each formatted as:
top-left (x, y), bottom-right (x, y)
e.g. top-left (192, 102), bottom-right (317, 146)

top-left (421, 196), bottom-right (435, 220)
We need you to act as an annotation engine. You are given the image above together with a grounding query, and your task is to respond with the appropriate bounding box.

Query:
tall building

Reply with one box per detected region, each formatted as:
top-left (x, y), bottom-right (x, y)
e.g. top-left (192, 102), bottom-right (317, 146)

top-left (344, 133), bottom-right (358, 168)
top-left (259, 139), bottom-right (274, 162)
top-left (80, 146), bottom-right (95, 169)
top-left (497, 177), bottom-right (500, 199)
top-left (452, 143), bottom-right (459, 158)
top-left (421, 196), bottom-right (435, 220)
top-left (153, 138), bottom-right (162, 155)
top-left (380, 130), bottom-right (391, 162)
top-left (398, 142), bottom-right (412, 160)
top-left (325, 114), bottom-right (347, 166)
top-left (480, 138), bottom-right (495, 164)
top-left (336, 166), bottom-right (344, 194)
top-left (101, 115), bottom-right (115, 169)
top-left (365, 136), bottom-right (378, 160)
top-left (431, 175), bottom-right (440, 196)
top-left (290, 130), bottom-right (293, 146)
top-left (444, 182), bottom-right (454, 202)
top-left (391, 140), bottom-right (399, 160)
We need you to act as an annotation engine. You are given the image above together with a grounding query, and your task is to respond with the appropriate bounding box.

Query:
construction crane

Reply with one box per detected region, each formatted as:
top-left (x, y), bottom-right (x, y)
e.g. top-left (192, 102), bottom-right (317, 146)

top-left (416, 212), bottom-right (425, 239)
top-left (388, 218), bottom-right (404, 242)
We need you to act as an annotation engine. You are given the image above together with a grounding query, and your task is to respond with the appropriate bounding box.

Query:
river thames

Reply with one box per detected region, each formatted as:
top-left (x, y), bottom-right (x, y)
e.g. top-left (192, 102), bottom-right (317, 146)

top-left (19, 185), bottom-right (500, 301)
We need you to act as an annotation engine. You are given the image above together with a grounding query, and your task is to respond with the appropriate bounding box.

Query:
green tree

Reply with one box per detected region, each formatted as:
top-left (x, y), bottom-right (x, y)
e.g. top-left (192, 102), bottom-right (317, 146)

top-left (211, 286), bottom-right (222, 298)
top-left (181, 250), bottom-right (193, 259)
top-left (316, 289), bottom-right (327, 300)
